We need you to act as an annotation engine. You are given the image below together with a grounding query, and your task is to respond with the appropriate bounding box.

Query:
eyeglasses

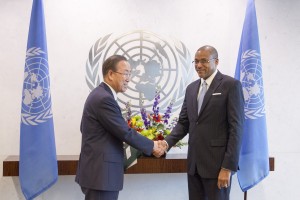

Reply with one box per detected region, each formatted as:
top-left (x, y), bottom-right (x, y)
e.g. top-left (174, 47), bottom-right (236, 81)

top-left (192, 58), bottom-right (217, 65)
top-left (113, 71), bottom-right (132, 78)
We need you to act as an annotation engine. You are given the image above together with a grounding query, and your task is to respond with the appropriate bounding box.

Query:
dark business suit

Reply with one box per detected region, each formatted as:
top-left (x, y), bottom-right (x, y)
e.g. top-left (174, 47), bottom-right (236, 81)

top-left (75, 82), bottom-right (154, 199)
top-left (165, 71), bottom-right (244, 200)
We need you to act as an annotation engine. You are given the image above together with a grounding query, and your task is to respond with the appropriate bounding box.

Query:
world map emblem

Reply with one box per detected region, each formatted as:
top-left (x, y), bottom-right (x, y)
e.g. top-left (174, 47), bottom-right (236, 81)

top-left (85, 30), bottom-right (194, 114)
top-left (240, 49), bottom-right (265, 119)
top-left (21, 47), bottom-right (53, 125)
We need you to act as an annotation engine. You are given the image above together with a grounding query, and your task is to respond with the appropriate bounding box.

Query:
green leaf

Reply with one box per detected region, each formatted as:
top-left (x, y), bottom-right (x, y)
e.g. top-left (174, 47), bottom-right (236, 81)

top-left (156, 123), bottom-right (164, 130)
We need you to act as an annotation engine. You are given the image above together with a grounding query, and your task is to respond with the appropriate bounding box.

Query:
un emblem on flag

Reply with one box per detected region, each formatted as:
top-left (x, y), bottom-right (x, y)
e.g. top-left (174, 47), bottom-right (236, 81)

top-left (240, 49), bottom-right (265, 119)
top-left (21, 47), bottom-right (53, 125)
top-left (85, 30), bottom-right (194, 114)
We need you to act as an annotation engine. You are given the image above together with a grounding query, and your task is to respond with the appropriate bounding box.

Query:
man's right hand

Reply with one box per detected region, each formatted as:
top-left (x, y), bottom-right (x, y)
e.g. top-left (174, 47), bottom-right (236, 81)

top-left (152, 140), bottom-right (168, 157)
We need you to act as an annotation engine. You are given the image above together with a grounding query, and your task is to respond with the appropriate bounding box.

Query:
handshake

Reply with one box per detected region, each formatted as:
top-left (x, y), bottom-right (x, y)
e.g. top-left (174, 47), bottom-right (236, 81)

top-left (152, 140), bottom-right (168, 158)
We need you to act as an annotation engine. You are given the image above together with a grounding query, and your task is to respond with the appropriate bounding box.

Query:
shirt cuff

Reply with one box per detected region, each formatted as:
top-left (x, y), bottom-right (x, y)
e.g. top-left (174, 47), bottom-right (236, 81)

top-left (221, 167), bottom-right (231, 172)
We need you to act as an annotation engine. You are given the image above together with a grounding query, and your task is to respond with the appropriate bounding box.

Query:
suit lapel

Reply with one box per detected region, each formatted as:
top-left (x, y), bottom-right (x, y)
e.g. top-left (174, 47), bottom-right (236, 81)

top-left (198, 71), bottom-right (223, 117)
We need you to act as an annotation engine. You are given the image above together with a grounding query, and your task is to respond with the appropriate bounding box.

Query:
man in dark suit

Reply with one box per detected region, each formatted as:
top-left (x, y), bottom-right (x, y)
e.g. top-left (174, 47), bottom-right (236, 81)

top-left (163, 45), bottom-right (245, 200)
top-left (75, 55), bottom-right (164, 200)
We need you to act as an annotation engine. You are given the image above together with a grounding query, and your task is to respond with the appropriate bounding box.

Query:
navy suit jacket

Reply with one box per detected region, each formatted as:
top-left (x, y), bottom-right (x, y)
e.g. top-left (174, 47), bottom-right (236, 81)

top-left (75, 82), bottom-right (154, 191)
top-left (165, 71), bottom-right (244, 178)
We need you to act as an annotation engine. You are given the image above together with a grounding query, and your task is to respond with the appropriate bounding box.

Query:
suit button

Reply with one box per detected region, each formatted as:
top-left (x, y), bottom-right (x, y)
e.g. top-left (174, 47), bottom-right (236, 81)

top-left (196, 122), bottom-right (199, 125)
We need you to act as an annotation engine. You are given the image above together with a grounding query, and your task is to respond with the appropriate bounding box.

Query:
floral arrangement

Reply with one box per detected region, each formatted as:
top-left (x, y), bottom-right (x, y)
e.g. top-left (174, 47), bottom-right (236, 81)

top-left (124, 88), bottom-right (186, 148)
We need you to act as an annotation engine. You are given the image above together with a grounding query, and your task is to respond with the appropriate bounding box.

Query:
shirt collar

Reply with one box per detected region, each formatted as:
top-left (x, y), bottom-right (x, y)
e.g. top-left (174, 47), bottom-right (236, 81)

top-left (201, 69), bottom-right (218, 88)
top-left (103, 81), bottom-right (117, 101)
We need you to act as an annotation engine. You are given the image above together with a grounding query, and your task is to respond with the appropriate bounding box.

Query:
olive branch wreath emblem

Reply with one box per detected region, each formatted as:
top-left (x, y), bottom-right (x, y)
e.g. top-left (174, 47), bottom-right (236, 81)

top-left (85, 32), bottom-right (194, 113)
top-left (21, 47), bottom-right (53, 126)
top-left (241, 49), bottom-right (266, 120)
top-left (85, 34), bottom-right (112, 90)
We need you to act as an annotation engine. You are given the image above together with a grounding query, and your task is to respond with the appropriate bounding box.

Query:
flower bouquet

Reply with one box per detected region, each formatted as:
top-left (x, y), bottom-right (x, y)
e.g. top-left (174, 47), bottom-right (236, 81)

top-left (124, 88), bottom-right (186, 148)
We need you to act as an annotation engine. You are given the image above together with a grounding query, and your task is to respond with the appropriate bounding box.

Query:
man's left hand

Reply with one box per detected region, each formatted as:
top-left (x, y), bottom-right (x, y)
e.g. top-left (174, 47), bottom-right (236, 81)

top-left (217, 168), bottom-right (231, 189)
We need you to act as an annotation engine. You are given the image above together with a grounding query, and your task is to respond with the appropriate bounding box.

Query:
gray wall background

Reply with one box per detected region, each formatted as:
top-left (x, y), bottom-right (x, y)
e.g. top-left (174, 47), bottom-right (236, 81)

top-left (1, 0), bottom-right (299, 199)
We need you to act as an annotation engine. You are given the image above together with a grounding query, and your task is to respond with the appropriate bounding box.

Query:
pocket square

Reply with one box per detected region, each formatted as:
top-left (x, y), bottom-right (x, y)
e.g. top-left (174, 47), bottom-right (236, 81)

top-left (212, 93), bottom-right (222, 95)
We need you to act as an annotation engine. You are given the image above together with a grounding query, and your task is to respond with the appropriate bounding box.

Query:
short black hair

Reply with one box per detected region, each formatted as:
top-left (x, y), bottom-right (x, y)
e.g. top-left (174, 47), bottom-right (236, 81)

top-left (102, 55), bottom-right (127, 76)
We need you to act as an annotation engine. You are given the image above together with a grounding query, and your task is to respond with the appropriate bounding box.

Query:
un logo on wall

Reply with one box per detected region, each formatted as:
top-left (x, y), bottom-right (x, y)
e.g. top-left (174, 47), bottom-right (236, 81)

top-left (85, 30), bottom-right (194, 114)
top-left (240, 49), bottom-right (266, 119)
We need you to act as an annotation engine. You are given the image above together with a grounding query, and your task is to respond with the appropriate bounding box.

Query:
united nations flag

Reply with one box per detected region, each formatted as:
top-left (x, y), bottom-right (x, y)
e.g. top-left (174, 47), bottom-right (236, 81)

top-left (19, 0), bottom-right (58, 199)
top-left (235, 0), bottom-right (269, 192)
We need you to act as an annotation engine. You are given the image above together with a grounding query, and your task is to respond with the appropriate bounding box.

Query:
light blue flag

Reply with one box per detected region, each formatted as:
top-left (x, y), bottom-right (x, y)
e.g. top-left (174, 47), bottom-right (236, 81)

top-left (19, 0), bottom-right (58, 199)
top-left (234, 0), bottom-right (269, 192)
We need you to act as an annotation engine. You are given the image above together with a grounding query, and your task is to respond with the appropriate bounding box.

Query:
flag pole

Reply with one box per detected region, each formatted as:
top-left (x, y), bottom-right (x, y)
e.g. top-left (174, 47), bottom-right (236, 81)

top-left (244, 191), bottom-right (247, 200)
